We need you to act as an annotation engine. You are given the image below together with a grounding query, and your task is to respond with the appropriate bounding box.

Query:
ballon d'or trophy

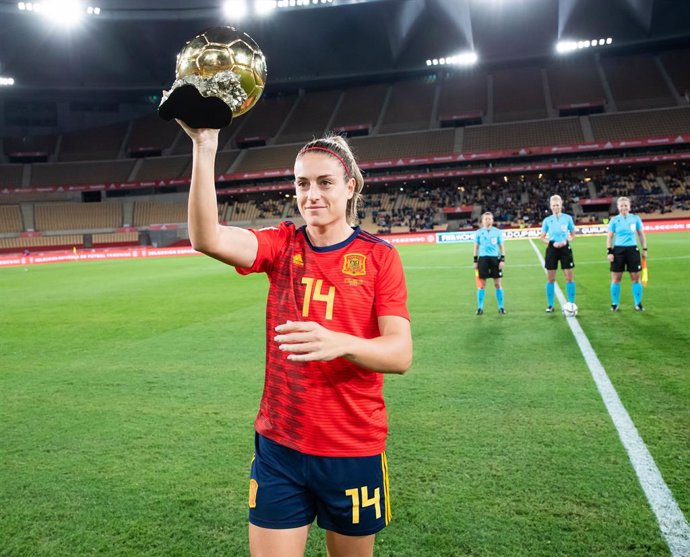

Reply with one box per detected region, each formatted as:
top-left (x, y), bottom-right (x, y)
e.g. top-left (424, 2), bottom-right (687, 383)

top-left (158, 26), bottom-right (267, 129)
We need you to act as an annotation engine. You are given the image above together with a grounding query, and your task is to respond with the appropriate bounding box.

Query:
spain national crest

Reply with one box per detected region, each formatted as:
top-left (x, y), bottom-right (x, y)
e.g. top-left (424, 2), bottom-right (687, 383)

top-left (342, 253), bottom-right (366, 276)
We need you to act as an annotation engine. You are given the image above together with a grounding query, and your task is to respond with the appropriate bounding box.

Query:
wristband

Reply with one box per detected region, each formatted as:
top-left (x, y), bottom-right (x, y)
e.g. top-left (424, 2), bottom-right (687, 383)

top-left (642, 247), bottom-right (648, 251)
top-left (473, 256), bottom-right (478, 263)
top-left (607, 248), bottom-right (613, 255)
top-left (499, 255), bottom-right (505, 262)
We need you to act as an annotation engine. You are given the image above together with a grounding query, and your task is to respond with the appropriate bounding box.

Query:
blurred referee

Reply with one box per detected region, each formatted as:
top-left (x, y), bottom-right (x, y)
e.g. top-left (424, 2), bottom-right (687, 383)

top-left (540, 194), bottom-right (576, 313)
top-left (473, 211), bottom-right (506, 315)
top-left (607, 196), bottom-right (647, 311)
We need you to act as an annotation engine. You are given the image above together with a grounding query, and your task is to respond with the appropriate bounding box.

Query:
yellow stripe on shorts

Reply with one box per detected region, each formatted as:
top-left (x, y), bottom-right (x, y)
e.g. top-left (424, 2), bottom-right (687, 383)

top-left (381, 451), bottom-right (392, 524)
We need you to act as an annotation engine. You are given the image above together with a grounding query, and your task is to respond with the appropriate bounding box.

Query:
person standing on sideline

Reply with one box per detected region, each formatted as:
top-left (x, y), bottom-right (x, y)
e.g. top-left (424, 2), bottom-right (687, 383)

top-left (540, 194), bottom-right (576, 313)
top-left (178, 119), bottom-right (412, 557)
top-left (473, 211), bottom-right (506, 315)
top-left (607, 196), bottom-right (647, 311)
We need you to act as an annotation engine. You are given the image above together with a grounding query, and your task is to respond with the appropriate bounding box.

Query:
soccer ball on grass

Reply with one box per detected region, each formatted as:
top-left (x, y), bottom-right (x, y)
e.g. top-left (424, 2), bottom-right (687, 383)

top-left (562, 302), bottom-right (578, 317)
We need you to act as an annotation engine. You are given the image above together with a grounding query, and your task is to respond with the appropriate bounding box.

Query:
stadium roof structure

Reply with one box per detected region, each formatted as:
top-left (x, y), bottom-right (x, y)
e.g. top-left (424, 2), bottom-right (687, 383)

top-left (0, 0), bottom-right (689, 98)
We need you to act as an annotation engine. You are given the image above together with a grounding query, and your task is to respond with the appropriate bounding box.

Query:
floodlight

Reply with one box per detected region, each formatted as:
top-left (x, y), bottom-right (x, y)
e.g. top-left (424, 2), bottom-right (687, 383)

top-left (223, 0), bottom-right (248, 20)
top-left (255, 0), bottom-right (276, 14)
top-left (456, 51), bottom-right (478, 65)
top-left (556, 40), bottom-right (577, 54)
top-left (41, 1), bottom-right (85, 26)
top-left (0, 77), bottom-right (15, 86)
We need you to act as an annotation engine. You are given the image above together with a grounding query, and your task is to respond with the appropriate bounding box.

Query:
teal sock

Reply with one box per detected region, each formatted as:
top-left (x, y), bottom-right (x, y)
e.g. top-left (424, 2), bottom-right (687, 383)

top-left (611, 283), bottom-right (621, 305)
top-left (632, 282), bottom-right (643, 305)
top-left (566, 281), bottom-right (576, 303)
top-left (477, 289), bottom-right (485, 310)
top-left (546, 282), bottom-right (555, 307)
top-left (496, 288), bottom-right (504, 309)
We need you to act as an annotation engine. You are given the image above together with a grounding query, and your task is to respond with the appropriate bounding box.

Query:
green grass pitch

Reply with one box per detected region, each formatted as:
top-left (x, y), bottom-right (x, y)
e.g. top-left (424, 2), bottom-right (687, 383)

top-left (1, 232), bottom-right (688, 556)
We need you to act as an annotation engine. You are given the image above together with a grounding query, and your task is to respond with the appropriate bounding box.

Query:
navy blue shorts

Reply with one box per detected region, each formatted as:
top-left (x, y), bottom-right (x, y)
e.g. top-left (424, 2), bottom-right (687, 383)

top-left (248, 433), bottom-right (391, 536)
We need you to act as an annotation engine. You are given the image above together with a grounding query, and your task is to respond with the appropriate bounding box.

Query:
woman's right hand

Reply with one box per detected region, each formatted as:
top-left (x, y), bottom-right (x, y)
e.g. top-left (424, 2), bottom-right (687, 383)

top-left (176, 119), bottom-right (220, 148)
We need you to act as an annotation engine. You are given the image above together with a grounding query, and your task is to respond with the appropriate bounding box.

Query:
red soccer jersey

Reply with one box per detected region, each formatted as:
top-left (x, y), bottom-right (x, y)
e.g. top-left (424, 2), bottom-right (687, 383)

top-left (237, 221), bottom-right (409, 457)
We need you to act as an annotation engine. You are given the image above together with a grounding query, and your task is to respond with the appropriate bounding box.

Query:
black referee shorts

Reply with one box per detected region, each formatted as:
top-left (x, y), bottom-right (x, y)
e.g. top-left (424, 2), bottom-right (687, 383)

top-left (544, 242), bottom-right (574, 271)
top-left (611, 246), bottom-right (642, 273)
top-left (478, 256), bottom-right (503, 280)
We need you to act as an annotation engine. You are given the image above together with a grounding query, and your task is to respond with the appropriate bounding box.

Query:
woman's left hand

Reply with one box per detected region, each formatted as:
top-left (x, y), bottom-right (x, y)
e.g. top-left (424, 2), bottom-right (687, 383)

top-left (274, 320), bottom-right (346, 362)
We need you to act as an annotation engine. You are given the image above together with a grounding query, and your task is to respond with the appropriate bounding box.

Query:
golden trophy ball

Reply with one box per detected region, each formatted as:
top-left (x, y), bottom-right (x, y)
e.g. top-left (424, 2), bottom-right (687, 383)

top-left (158, 26), bottom-right (267, 129)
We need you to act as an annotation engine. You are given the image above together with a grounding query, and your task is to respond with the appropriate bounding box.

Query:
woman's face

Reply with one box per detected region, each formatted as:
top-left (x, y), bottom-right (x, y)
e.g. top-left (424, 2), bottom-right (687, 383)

top-left (482, 213), bottom-right (494, 228)
top-left (294, 152), bottom-right (354, 228)
top-left (618, 199), bottom-right (631, 215)
top-left (550, 198), bottom-right (562, 214)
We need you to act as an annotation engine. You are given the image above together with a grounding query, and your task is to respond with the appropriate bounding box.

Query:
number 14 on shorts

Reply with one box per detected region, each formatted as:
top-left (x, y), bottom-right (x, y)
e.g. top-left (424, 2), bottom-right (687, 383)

top-left (345, 486), bottom-right (381, 523)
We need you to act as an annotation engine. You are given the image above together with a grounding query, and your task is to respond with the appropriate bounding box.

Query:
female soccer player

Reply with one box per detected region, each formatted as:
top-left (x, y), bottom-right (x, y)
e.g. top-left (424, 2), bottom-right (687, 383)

top-left (473, 211), bottom-right (505, 315)
top-left (607, 196), bottom-right (647, 311)
top-left (540, 194), bottom-right (576, 313)
top-left (178, 121), bottom-right (412, 557)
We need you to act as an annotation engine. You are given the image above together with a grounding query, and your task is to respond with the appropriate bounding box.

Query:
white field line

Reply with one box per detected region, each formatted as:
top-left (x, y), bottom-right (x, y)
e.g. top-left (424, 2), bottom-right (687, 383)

top-left (527, 239), bottom-right (690, 557)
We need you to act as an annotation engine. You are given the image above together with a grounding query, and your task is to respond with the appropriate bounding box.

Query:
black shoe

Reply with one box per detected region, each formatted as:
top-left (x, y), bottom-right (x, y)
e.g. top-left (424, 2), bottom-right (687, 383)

top-left (498, 308), bottom-right (506, 315)
top-left (610, 304), bottom-right (619, 312)
top-left (545, 306), bottom-right (554, 313)
top-left (476, 308), bottom-right (483, 316)
top-left (635, 304), bottom-right (645, 312)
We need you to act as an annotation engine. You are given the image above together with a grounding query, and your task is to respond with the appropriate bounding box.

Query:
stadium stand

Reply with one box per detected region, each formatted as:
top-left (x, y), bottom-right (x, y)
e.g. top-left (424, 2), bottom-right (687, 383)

top-left (127, 115), bottom-right (180, 155)
top-left (546, 56), bottom-right (606, 108)
top-left (437, 69), bottom-right (488, 123)
top-left (58, 121), bottom-right (129, 162)
top-left (590, 106), bottom-right (690, 140)
top-left (135, 154), bottom-right (191, 181)
top-left (34, 202), bottom-right (123, 231)
top-left (0, 204), bottom-right (23, 233)
top-left (378, 78), bottom-right (436, 134)
top-left (132, 201), bottom-right (187, 226)
top-left (4, 134), bottom-right (58, 158)
top-left (231, 94), bottom-right (298, 146)
top-left (4, 49), bottom-right (690, 253)
top-left (92, 232), bottom-right (139, 245)
top-left (350, 129), bottom-right (456, 160)
top-left (0, 164), bottom-right (24, 187)
top-left (275, 89), bottom-right (342, 145)
top-left (463, 117), bottom-right (584, 151)
top-left (30, 159), bottom-right (137, 187)
top-left (658, 48), bottom-right (690, 99)
top-left (234, 143), bottom-right (301, 173)
top-left (600, 53), bottom-right (676, 111)
top-left (492, 66), bottom-right (547, 122)
top-left (330, 84), bottom-right (389, 131)
top-left (0, 234), bottom-right (82, 251)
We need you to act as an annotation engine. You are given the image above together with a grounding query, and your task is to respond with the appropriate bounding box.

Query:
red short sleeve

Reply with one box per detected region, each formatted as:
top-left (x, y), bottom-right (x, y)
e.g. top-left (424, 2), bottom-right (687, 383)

top-left (375, 247), bottom-right (410, 321)
top-left (235, 221), bottom-right (294, 275)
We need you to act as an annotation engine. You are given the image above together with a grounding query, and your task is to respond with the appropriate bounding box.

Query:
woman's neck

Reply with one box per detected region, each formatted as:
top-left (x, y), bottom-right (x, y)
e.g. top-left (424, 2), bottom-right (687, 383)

top-left (306, 221), bottom-right (354, 247)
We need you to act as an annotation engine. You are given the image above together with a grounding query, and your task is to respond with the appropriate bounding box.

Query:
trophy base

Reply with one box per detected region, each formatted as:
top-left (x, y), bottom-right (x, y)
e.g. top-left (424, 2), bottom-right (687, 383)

top-left (158, 84), bottom-right (233, 129)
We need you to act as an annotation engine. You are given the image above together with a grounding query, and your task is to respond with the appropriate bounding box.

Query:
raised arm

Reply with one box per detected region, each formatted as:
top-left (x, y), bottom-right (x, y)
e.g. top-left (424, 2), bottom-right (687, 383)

top-left (180, 120), bottom-right (258, 267)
